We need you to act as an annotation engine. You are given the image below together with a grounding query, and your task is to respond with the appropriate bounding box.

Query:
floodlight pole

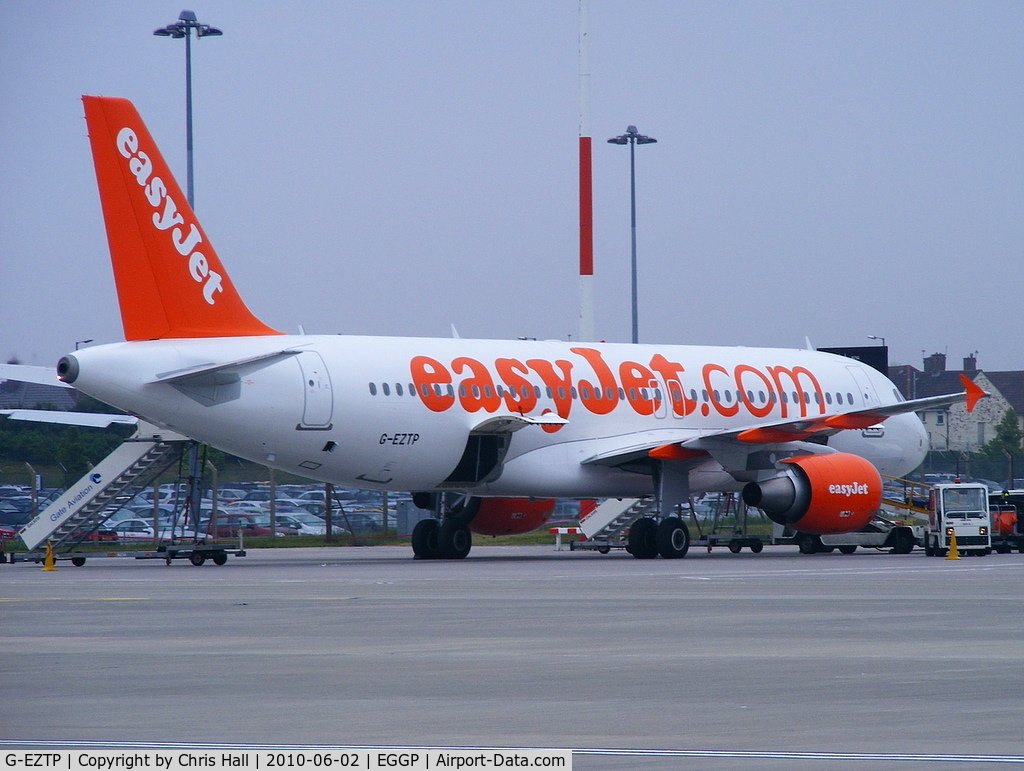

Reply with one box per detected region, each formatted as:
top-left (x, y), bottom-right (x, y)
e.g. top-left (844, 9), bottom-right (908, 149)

top-left (153, 10), bottom-right (223, 209)
top-left (608, 126), bottom-right (657, 344)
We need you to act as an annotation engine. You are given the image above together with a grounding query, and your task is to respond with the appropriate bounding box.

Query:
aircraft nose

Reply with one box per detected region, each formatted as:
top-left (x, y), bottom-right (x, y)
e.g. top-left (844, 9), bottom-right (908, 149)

top-left (57, 354), bottom-right (79, 384)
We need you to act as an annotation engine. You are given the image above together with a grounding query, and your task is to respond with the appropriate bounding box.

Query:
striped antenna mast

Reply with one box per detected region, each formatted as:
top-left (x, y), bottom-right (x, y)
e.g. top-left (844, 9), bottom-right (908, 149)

top-left (578, 0), bottom-right (594, 341)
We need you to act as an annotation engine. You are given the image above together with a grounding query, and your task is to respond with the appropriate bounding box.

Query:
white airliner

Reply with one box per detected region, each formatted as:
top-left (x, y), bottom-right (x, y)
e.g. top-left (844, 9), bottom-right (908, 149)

top-left (8, 96), bottom-right (985, 559)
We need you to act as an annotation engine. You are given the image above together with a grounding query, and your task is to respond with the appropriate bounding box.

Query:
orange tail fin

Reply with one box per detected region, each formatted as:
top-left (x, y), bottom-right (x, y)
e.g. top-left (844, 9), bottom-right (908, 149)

top-left (83, 96), bottom-right (280, 340)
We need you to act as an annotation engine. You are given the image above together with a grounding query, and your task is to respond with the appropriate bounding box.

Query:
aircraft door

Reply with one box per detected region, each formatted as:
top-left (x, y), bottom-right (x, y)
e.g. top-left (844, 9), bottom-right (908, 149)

top-left (650, 379), bottom-right (668, 419)
top-left (297, 351), bottom-right (333, 430)
top-left (846, 365), bottom-right (880, 409)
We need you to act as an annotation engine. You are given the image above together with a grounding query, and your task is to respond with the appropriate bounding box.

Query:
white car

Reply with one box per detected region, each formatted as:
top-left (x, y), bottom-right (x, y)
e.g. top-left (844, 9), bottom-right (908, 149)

top-left (273, 511), bottom-right (330, 536)
top-left (111, 518), bottom-right (205, 541)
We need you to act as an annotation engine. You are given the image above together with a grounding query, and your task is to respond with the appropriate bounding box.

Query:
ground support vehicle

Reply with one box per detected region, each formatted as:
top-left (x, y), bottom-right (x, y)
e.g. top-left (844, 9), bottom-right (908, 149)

top-left (794, 517), bottom-right (920, 555)
top-left (923, 482), bottom-right (991, 557)
top-left (6, 540), bottom-right (246, 567)
top-left (988, 490), bottom-right (1024, 553)
top-left (571, 494), bottom-right (770, 556)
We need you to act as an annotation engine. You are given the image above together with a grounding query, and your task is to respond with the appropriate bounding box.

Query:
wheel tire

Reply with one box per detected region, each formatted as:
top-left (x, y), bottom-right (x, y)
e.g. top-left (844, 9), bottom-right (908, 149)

top-left (728, 539), bottom-right (742, 554)
top-left (71, 556), bottom-right (86, 567)
top-left (891, 529), bottom-right (914, 555)
top-left (411, 518), bottom-right (440, 559)
top-left (750, 540), bottom-right (764, 553)
top-left (438, 521), bottom-right (472, 560)
top-left (797, 534), bottom-right (821, 555)
top-left (189, 552), bottom-right (206, 566)
top-left (212, 551), bottom-right (228, 566)
top-left (656, 517), bottom-right (690, 559)
top-left (838, 545), bottom-right (857, 555)
top-left (627, 518), bottom-right (658, 559)
top-left (597, 545), bottom-right (611, 555)
top-left (924, 537), bottom-right (935, 557)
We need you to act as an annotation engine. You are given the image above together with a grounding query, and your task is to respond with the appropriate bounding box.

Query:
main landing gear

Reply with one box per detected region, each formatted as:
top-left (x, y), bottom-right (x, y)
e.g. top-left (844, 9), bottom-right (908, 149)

top-left (410, 493), bottom-right (477, 560)
top-left (411, 518), bottom-right (473, 560)
top-left (626, 516), bottom-right (691, 559)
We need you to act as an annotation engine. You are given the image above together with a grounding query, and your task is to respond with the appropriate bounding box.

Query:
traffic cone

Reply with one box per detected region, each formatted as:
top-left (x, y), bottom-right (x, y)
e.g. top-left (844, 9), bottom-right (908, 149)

top-left (946, 532), bottom-right (960, 560)
top-left (42, 541), bottom-right (57, 571)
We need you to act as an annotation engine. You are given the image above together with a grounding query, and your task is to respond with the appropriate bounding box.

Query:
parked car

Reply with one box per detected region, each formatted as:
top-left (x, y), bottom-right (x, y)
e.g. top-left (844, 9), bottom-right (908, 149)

top-left (336, 511), bottom-right (382, 533)
top-left (111, 518), bottom-right (205, 541)
top-left (200, 513), bottom-right (286, 538)
top-left (274, 511), bottom-right (330, 536)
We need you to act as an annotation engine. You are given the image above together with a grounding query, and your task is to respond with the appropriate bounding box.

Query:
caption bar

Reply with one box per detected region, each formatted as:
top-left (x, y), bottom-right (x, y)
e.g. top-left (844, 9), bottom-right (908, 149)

top-left (3, 751), bottom-right (571, 771)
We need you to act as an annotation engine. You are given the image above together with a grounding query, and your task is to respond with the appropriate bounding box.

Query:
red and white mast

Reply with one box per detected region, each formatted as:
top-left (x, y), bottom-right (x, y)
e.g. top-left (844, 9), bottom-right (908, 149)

top-left (578, 0), bottom-right (595, 342)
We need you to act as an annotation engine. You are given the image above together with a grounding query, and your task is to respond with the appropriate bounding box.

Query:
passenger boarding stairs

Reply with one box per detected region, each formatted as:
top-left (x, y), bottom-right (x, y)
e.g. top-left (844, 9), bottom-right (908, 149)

top-left (575, 497), bottom-right (658, 551)
top-left (19, 422), bottom-right (188, 553)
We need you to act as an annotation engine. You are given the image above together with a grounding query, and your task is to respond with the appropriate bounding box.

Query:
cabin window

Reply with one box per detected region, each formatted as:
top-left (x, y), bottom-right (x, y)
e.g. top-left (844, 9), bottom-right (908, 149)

top-left (368, 382), bottom-right (377, 396)
top-left (382, 383), bottom-right (390, 396)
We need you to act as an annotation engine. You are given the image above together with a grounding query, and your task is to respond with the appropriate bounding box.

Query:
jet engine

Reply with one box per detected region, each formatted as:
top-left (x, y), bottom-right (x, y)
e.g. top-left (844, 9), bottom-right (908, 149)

top-left (741, 453), bottom-right (881, 535)
top-left (469, 498), bottom-right (556, 536)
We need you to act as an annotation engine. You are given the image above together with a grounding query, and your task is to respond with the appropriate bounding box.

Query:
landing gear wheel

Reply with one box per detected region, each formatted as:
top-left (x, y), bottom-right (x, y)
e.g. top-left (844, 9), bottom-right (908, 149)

top-left (627, 517), bottom-right (658, 559)
top-left (838, 544), bottom-right (857, 555)
top-left (411, 519), bottom-right (440, 560)
top-left (797, 534), bottom-right (822, 555)
top-left (212, 551), bottom-right (228, 566)
top-left (655, 518), bottom-right (689, 559)
top-left (892, 529), bottom-right (915, 554)
top-left (189, 552), bottom-right (206, 566)
top-left (438, 521), bottom-right (472, 560)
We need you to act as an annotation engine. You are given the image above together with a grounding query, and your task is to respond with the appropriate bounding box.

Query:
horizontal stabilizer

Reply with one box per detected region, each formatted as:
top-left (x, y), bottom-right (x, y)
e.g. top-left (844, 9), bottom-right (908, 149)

top-left (0, 363), bottom-right (73, 389)
top-left (1, 409), bottom-right (138, 429)
top-left (152, 349), bottom-right (301, 385)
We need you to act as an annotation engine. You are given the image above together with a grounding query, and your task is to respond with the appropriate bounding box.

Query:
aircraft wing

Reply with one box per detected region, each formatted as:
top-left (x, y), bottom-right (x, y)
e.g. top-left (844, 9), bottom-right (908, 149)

top-left (582, 375), bottom-right (985, 469)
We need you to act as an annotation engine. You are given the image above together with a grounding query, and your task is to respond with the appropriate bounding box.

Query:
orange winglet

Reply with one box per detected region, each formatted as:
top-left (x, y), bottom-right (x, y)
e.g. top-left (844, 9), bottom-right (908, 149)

top-left (960, 374), bottom-right (986, 413)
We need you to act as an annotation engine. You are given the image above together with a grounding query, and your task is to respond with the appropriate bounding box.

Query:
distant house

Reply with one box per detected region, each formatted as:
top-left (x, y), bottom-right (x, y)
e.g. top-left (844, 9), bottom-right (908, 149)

top-left (890, 353), bottom-right (1024, 453)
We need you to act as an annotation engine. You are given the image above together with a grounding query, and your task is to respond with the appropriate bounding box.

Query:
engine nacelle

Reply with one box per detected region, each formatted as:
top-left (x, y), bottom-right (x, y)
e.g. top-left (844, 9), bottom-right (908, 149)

top-left (469, 498), bottom-right (556, 536)
top-left (742, 453), bottom-right (881, 535)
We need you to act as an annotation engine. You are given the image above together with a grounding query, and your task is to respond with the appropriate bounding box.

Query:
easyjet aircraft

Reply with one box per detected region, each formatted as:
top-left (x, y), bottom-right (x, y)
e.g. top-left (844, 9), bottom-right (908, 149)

top-left (21, 97), bottom-right (987, 559)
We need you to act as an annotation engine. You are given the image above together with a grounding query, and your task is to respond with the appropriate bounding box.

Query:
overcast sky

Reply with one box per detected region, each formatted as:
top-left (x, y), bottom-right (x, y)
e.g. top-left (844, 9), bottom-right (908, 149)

top-left (3, 1), bottom-right (1022, 373)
